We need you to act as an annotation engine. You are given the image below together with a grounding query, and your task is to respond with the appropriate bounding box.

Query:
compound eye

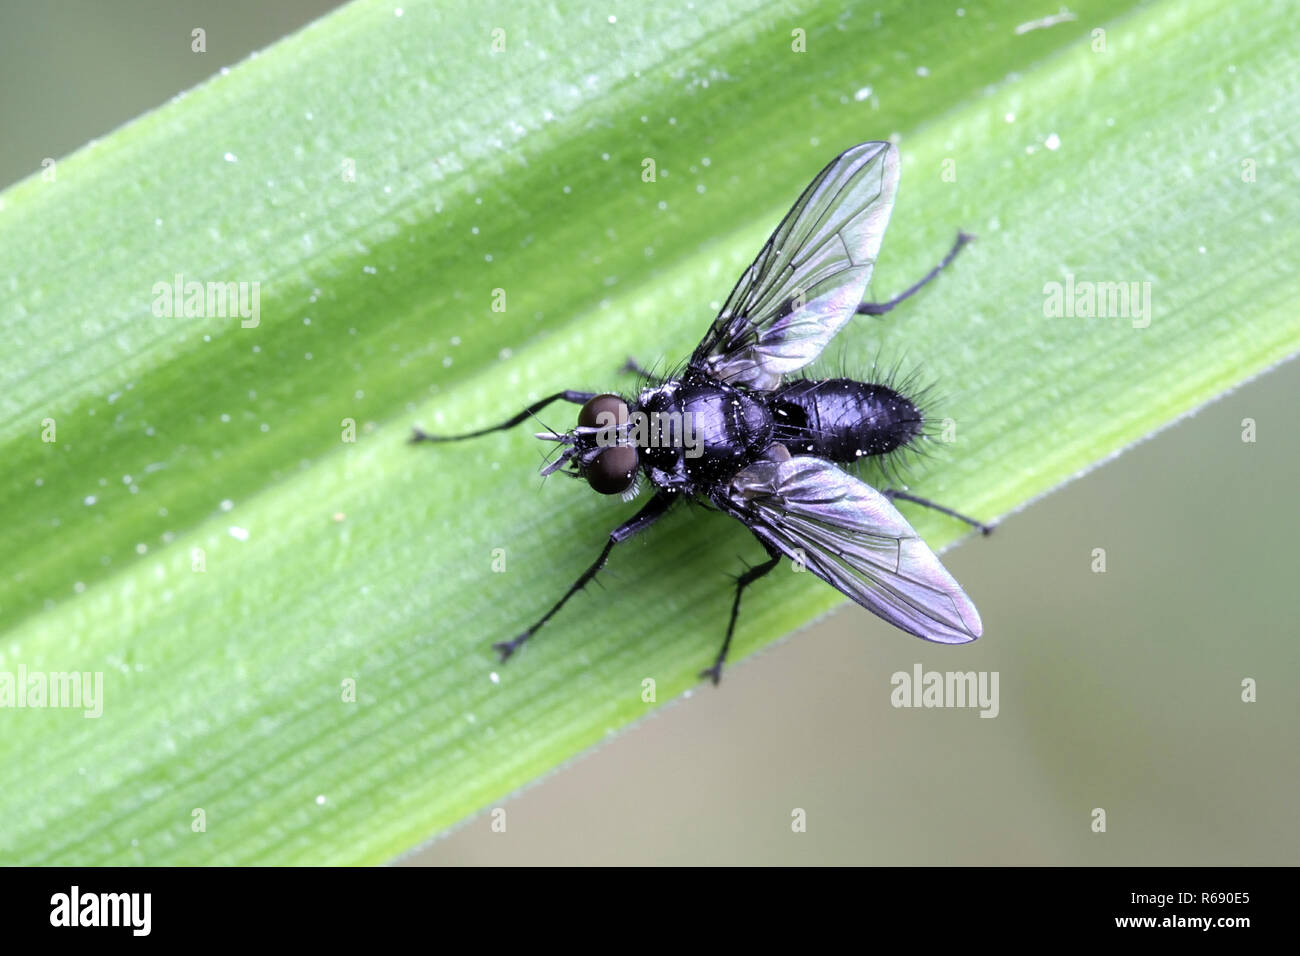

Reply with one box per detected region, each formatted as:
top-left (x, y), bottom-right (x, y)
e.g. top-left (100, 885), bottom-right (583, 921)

top-left (585, 446), bottom-right (638, 495)
top-left (578, 394), bottom-right (629, 430)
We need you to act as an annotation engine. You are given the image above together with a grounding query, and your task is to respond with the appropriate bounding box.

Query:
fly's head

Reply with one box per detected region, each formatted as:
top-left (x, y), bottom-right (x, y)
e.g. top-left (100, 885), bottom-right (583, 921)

top-left (536, 393), bottom-right (641, 498)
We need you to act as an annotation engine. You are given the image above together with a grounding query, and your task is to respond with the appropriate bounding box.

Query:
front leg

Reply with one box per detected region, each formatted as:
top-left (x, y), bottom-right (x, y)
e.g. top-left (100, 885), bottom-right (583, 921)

top-left (494, 491), bottom-right (677, 661)
top-left (619, 356), bottom-right (658, 380)
top-left (410, 389), bottom-right (595, 443)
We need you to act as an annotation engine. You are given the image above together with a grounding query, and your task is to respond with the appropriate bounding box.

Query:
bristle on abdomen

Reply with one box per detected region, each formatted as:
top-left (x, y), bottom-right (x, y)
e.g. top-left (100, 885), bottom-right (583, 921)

top-left (770, 378), bottom-right (926, 464)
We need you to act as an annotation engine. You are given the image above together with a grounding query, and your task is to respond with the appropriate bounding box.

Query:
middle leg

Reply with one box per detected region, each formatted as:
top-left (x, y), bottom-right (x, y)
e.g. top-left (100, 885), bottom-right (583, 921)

top-left (700, 537), bottom-right (784, 685)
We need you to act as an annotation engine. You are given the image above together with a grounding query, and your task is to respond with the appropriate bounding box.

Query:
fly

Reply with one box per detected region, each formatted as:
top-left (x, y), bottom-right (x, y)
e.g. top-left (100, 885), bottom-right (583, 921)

top-left (413, 141), bottom-right (992, 684)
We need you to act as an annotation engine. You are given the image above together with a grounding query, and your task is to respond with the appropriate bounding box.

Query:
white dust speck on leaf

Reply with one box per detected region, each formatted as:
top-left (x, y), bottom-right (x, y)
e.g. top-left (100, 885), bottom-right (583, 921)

top-left (1044, 132), bottom-right (1061, 150)
top-left (229, 526), bottom-right (250, 541)
top-left (1014, 9), bottom-right (1077, 35)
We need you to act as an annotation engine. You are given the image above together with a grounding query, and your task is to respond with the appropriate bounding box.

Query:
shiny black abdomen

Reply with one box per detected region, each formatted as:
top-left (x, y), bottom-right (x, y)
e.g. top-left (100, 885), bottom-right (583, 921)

top-left (771, 378), bottom-right (923, 463)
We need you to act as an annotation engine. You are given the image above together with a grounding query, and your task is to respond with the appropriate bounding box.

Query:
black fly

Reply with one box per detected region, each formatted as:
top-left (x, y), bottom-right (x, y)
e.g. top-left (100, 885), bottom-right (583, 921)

top-left (413, 142), bottom-right (991, 684)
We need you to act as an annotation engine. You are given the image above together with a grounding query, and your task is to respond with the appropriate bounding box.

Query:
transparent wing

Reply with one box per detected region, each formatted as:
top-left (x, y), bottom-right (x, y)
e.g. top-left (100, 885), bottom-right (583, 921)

top-left (718, 454), bottom-right (981, 643)
top-left (691, 142), bottom-right (900, 390)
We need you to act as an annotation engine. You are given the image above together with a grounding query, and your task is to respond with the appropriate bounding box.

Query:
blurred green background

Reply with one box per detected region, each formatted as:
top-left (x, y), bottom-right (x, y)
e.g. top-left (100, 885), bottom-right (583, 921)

top-left (3, 1), bottom-right (1295, 865)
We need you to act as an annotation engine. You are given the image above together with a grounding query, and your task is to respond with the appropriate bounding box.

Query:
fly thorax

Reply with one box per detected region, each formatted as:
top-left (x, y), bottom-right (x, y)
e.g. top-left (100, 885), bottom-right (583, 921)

top-left (674, 381), bottom-right (774, 476)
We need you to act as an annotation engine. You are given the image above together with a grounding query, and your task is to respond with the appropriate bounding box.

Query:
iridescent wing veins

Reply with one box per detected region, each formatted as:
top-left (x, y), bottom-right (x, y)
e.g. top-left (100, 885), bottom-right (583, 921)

top-left (717, 455), bottom-right (982, 643)
top-left (691, 141), bottom-right (900, 390)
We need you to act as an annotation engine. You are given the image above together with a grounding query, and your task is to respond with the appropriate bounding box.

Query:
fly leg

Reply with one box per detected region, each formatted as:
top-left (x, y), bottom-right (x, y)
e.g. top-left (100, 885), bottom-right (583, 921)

top-left (700, 537), bottom-right (784, 686)
top-left (620, 357), bottom-right (658, 380)
top-left (857, 231), bottom-right (974, 315)
top-left (494, 491), bottom-right (677, 661)
top-left (882, 488), bottom-right (994, 536)
top-left (409, 390), bottom-right (596, 443)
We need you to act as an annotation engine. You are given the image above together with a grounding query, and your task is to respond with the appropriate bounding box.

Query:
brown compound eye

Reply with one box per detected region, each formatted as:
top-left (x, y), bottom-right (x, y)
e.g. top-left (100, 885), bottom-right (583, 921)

top-left (578, 394), bottom-right (629, 430)
top-left (585, 446), bottom-right (638, 495)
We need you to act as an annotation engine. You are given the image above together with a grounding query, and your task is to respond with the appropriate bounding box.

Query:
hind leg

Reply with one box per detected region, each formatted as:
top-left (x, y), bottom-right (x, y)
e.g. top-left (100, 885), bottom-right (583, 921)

top-left (858, 231), bottom-right (973, 315)
top-left (882, 488), bottom-right (994, 536)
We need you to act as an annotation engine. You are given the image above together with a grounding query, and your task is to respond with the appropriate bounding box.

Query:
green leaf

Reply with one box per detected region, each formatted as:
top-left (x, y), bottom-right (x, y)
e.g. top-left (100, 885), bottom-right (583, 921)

top-left (2, 0), bottom-right (1296, 864)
